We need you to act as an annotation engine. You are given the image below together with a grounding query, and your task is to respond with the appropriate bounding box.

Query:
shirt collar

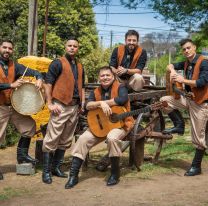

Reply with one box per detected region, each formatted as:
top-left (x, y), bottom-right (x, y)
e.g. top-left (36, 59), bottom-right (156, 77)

top-left (65, 53), bottom-right (76, 63)
top-left (190, 54), bottom-right (200, 64)
top-left (0, 57), bottom-right (9, 65)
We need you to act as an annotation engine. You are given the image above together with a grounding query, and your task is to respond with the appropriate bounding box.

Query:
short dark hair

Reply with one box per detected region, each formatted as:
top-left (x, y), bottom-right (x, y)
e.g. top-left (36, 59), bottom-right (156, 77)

top-left (179, 38), bottom-right (194, 47)
top-left (0, 39), bottom-right (14, 46)
top-left (125, 30), bottom-right (139, 41)
top-left (66, 36), bottom-right (79, 43)
top-left (98, 66), bottom-right (113, 75)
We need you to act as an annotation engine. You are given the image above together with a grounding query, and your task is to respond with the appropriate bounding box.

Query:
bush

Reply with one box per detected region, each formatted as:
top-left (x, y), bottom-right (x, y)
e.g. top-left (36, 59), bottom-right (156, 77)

top-left (0, 124), bottom-right (20, 149)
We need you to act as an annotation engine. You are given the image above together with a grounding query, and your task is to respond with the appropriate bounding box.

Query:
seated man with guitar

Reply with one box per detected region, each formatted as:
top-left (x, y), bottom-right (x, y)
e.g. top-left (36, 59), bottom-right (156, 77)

top-left (161, 38), bottom-right (208, 176)
top-left (65, 66), bottom-right (134, 189)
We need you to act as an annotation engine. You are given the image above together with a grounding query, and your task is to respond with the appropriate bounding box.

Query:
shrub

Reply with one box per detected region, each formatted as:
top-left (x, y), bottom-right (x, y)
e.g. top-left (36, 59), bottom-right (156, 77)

top-left (0, 124), bottom-right (20, 149)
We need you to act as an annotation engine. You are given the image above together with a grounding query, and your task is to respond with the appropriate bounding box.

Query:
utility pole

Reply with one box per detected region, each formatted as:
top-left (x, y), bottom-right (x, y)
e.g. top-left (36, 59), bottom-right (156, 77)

top-left (42, 0), bottom-right (50, 56)
top-left (28, 0), bottom-right (38, 55)
top-left (101, 36), bottom-right (103, 48)
top-left (110, 30), bottom-right (113, 50)
top-left (169, 48), bottom-right (171, 64)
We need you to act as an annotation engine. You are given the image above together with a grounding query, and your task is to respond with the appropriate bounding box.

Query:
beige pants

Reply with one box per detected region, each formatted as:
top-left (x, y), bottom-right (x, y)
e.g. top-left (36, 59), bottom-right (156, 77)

top-left (118, 73), bottom-right (144, 92)
top-left (42, 101), bottom-right (79, 152)
top-left (0, 105), bottom-right (36, 143)
top-left (71, 128), bottom-right (128, 161)
top-left (160, 95), bottom-right (208, 149)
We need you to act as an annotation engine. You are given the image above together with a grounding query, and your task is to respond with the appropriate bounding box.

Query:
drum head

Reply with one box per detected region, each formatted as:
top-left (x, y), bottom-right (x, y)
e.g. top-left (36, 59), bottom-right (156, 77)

top-left (11, 82), bottom-right (45, 115)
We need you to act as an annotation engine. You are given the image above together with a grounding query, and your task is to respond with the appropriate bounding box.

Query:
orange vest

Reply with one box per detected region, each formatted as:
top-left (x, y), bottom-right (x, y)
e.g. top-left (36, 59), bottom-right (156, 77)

top-left (117, 45), bottom-right (143, 69)
top-left (0, 61), bottom-right (15, 105)
top-left (52, 56), bottom-right (83, 105)
top-left (94, 80), bottom-right (135, 132)
top-left (184, 55), bottom-right (208, 104)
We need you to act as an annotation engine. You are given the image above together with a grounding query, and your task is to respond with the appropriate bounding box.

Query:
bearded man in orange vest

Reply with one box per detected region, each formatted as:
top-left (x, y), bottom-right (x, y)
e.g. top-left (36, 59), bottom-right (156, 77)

top-left (42, 36), bottom-right (85, 184)
top-left (0, 40), bottom-right (43, 180)
top-left (161, 38), bottom-right (208, 176)
top-left (64, 66), bottom-right (134, 189)
top-left (109, 30), bottom-right (147, 92)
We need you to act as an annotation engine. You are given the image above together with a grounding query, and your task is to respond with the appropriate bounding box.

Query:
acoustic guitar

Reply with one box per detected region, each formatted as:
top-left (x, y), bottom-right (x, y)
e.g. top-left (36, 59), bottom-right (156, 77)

top-left (166, 70), bottom-right (194, 100)
top-left (87, 101), bottom-right (168, 138)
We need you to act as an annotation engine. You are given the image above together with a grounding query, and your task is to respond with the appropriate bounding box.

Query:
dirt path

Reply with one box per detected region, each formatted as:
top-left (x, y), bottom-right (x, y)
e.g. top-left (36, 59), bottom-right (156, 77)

top-left (1, 143), bottom-right (208, 206)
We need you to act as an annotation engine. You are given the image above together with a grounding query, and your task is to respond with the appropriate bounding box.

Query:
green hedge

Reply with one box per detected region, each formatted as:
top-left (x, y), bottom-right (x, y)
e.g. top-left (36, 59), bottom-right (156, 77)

top-left (0, 124), bottom-right (20, 149)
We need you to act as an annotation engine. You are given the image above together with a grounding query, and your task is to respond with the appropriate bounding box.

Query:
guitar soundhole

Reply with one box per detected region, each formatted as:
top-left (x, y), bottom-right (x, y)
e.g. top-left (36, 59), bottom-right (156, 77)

top-left (110, 113), bottom-right (118, 123)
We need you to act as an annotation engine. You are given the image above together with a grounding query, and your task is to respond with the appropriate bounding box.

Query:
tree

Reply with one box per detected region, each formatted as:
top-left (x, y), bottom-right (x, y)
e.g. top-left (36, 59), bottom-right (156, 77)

top-left (142, 32), bottom-right (181, 57)
top-left (0, 0), bottom-right (98, 58)
top-left (92, 0), bottom-right (208, 34)
top-left (146, 0), bottom-right (208, 33)
top-left (81, 46), bottom-right (111, 82)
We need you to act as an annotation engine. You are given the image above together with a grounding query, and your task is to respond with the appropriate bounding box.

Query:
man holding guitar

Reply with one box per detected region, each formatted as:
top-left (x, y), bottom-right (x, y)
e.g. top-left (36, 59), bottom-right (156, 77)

top-left (161, 39), bottom-right (208, 176)
top-left (65, 66), bottom-right (134, 189)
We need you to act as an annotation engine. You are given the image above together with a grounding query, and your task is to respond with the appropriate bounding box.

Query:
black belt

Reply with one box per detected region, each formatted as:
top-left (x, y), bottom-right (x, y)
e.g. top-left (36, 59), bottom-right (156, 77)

top-left (69, 98), bottom-right (80, 106)
top-left (3, 103), bottom-right (11, 106)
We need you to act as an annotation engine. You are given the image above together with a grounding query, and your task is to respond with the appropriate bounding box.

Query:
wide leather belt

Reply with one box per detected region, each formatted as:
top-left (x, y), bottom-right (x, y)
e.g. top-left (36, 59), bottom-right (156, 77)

top-left (3, 102), bottom-right (11, 106)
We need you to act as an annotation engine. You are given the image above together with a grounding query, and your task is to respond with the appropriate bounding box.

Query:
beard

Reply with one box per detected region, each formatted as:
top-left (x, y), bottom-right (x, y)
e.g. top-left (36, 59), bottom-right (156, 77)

top-left (127, 44), bottom-right (136, 53)
top-left (0, 52), bottom-right (10, 60)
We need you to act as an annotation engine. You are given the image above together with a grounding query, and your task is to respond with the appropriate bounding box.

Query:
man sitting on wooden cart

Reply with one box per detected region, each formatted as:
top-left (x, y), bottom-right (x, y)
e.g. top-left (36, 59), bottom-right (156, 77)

top-left (65, 66), bottom-right (134, 189)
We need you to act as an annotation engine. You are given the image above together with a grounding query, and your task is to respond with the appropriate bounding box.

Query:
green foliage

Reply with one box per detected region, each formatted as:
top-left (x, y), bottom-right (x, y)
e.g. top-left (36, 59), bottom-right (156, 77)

top-left (148, 54), bottom-right (169, 77)
top-left (81, 46), bottom-right (112, 82)
top-left (0, 124), bottom-right (20, 149)
top-left (0, 0), bottom-right (98, 58)
top-left (38, 0), bottom-right (98, 58)
top-left (192, 33), bottom-right (208, 53)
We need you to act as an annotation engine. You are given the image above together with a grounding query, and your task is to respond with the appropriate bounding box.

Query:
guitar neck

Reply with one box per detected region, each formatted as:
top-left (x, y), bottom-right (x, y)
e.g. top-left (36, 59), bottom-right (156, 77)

top-left (116, 106), bottom-right (151, 120)
top-left (173, 84), bottom-right (191, 99)
top-left (173, 84), bottom-right (185, 96)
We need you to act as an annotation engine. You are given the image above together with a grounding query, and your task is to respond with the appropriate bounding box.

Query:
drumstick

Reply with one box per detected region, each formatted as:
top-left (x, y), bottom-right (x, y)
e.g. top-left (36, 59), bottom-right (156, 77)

top-left (21, 66), bottom-right (29, 79)
top-left (14, 66), bottom-right (29, 91)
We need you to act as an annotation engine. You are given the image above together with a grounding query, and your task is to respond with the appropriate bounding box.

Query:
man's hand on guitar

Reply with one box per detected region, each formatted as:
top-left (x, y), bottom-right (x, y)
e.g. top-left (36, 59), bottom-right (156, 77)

top-left (172, 73), bottom-right (184, 83)
top-left (99, 101), bottom-right (112, 116)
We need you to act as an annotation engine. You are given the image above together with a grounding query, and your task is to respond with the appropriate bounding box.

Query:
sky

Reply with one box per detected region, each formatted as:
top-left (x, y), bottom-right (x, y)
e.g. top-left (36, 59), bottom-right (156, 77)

top-left (92, 1), bottom-right (188, 47)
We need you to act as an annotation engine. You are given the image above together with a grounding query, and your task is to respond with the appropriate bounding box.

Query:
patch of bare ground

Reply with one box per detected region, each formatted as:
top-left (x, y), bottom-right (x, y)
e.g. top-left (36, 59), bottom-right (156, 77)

top-left (1, 141), bottom-right (208, 206)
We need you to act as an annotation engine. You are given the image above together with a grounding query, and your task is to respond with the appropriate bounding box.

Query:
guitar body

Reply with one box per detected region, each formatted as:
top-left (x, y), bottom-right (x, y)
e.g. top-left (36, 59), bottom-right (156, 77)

top-left (87, 106), bottom-right (126, 138)
top-left (87, 101), bottom-right (167, 138)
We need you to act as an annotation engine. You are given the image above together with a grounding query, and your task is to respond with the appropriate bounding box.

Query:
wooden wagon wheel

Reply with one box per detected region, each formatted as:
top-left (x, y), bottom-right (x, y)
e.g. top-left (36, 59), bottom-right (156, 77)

top-left (129, 113), bottom-right (145, 170)
top-left (150, 110), bottom-right (166, 164)
top-left (130, 109), bottom-right (166, 170)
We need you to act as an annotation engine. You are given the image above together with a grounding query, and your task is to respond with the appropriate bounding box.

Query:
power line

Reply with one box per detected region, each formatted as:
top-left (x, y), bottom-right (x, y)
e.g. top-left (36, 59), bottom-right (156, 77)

top-left (95, 12), bottom-right (157, 14)
top-left (92, 3), bottom-right (149, 9)
top-left (97, 23), bottom-right (185, 32)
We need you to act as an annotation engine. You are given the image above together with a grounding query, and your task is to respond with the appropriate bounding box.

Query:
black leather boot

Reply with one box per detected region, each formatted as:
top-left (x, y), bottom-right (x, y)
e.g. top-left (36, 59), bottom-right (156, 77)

top-left (184, 148), bottom-right (205, 176)
top-left (52, 149), bottom-right (67, 178)
top-left (17, 136), bottom-right (38, 165)
top-left (107, 157), bottom-right (120, 186)
top-left (0, 171), bottom-right (3, 180)
top-left (163, 109), bottom-right (185, 135)
top-left (65, 157), bottom-right (83, 189)
top-left (42, 152), bottom-right (53, 184)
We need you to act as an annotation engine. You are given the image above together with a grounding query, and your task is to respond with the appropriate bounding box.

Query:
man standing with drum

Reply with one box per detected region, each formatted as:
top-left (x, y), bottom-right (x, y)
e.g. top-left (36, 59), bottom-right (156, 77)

top-left (0, 40), bottom-right (43, 180)
top-left (42, 36), bottom-right (85, 184)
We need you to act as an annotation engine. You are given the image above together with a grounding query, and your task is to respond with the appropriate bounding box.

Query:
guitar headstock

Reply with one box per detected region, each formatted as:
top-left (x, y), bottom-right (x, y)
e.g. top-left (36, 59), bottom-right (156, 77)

top-left (150, 101), bottom-right (168, 111)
